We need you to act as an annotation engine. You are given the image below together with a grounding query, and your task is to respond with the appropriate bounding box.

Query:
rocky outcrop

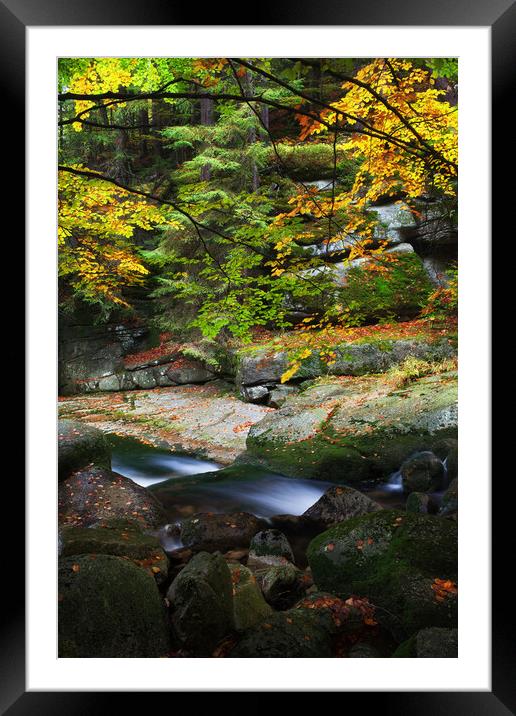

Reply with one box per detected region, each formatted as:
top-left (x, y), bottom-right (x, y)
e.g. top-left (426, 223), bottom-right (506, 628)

top-left (58, 419), bottom-right (111, 481)
top-left (307, 510), bottom-right (458, 639)
top-left (58, 554), bottom-right (170, 657)
top-left (247, 529), bottom-right (295, 568)
top-left (245, 372), bottom-right (458, 482)
top-left (58, 466), bottom-right (168, 530)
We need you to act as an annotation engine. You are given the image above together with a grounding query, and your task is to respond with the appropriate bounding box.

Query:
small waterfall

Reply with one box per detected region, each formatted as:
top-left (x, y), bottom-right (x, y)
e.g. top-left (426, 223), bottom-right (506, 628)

top-left (384, 469), bottom-right (403, 491)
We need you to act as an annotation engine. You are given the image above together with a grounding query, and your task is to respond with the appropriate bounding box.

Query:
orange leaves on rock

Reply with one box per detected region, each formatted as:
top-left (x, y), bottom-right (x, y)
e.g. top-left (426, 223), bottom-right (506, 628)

top-left (233, 420), bottom-right (254, 433)
top-left (297, 594), bottom-right (377, 628)
top-left (431, 578), bottom-right (458, 602)
top-left (71, 563), bottom-right (80, 573)
top-left (324, 542), bottom-right (335, 552)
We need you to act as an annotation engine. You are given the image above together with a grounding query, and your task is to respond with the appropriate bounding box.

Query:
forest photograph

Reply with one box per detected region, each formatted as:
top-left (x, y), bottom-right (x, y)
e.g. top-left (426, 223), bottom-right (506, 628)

top-left (57, 56), bottom-right (459, 659)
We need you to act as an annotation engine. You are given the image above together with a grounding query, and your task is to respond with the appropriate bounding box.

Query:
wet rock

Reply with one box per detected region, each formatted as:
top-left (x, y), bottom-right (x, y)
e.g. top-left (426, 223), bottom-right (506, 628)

top-left (167, 551), bottom-right (233, 656)
top-left (58, 554), bottom-right (169, 657)
top-left (256, 563), bottom-right (304, 609)
top-left (302, 485), bottom-right (382, 529)
top-left (439, 478), bottom-right (458, 517)
top-left (58, 419), bottom-right (111, 481)
top-left (58, 466), bottom-right (168, 530)
top-left (406, 492), bottom-right (432, 514)
top-left (229, 563), bottom-right (273, 631)
top-left (247, 529), bottom-right (295, 567)
top-left (307, 510), bottom-right (458, 639)
top-left (246, 372), bottom-right (458, 482)
top-left (229, 608), bottom-right (333, 657)
top-left (401, 451), bottom-right (445, 493)
top-left (393, 627), bottom-right (458, 657)
top-left (59, 522), bottom-right (168, 584)
top-left (180, 512), bottom-right (265, 553)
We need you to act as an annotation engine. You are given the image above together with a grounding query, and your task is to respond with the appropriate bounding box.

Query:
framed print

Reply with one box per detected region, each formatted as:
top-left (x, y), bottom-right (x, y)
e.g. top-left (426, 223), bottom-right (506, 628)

top-left (5, 0), bottom-right (506, 709)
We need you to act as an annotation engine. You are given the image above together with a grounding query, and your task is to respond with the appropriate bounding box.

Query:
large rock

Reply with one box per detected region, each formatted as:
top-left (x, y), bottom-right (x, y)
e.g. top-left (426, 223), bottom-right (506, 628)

top-left (167, 551), bottom-right (233, 655)
top-left (58, 554), bottom-right (169, 657)
top-left (228, 563), bottom-right (273, 631)
top-left (59, 521), bottom-right (168, 584)
top-left (295, 337), bottom-right (455, 381)
top-left (302, 485), bottom-right (382, 529)
top-left (58, 419), bottom-right (111, 481)
top-left (401, 451), bottom-right (445, 493)
top-left (247, 529), bottom-right (295, 567)
top-left (180, 512), bottom-right (265, 553)
top-left (236, 349), bottom-right (288, 387)
top-left (393, 627), bottom-right (458, 657)
top-left (307, 510), bottom-right (457, 639)
top-left (229, 609), bottom-right (333, 658)
top-left (256, 563), bottom-right (305, 609)
top-left (246, 372), bottom-right (458, 482)
top-left (58, 466), bottom-right (168, 530)
top-left (439, 478), bottom-right (458, 517)
top-left (164, 358), bottom-right (215, 385)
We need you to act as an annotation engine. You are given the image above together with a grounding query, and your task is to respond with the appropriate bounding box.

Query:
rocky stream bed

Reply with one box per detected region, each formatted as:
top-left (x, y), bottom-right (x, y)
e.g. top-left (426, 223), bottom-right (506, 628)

top-left (58, 367), bottom-right (458, 659)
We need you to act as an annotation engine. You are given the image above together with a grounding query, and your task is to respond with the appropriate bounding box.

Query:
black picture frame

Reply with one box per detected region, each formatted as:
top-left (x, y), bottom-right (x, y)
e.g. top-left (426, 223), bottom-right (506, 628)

top-left (5, 0), bottom-right (505, 711)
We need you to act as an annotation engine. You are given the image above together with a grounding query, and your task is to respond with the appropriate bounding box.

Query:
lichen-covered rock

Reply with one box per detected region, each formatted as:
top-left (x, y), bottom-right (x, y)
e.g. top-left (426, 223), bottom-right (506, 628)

top-left (268, 385), bottom-right (299, 408)
top-left (302, 485), bottom-right (382, 529)
top-left (246, 372), bottom-right (458, 482)
top-left (58, 466), bottom-right (168, 530)
top-left (180, 512), bottom-right (265, 553)
top-left (229, 563), bottom-right (273, 631)
top-left (307, 510), bottom-right (457, 639)
top-left (256, 563), bottom-right (305, 609)
top-left (401, 451), bottom-right (445, 493)
top-left (439, 478), bottom-right (458, 517)
top-left (247, 529), bottom-right (295, 567)
top-left (229, 608), bottom-right (333, 657)
top-left (58, 554), bottom-right (169, 657)
top-left (59, 522), bottom-right (168, 584)
top-left (393, 627), bottom-right (458, 657)
top-left (58, 419), bottom-right (111, 481)
top-left (167, 551), bottom-right (233, 655)
top-left (236, 349), bottom-right (289, 387)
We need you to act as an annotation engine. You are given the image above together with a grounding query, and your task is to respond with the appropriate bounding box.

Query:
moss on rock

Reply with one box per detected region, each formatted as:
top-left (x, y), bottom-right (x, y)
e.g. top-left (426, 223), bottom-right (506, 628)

top-left (307, 510), bottom-right (457, 639)
top-left (58, 419), bottom-right (111, 481)
top-left (58, 554), bottom-right (170, 657)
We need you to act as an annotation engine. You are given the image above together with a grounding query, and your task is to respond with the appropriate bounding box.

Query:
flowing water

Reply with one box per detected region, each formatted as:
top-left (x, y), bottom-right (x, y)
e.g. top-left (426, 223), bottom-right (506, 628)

top-left (109, 435), bottom-right (407, 524)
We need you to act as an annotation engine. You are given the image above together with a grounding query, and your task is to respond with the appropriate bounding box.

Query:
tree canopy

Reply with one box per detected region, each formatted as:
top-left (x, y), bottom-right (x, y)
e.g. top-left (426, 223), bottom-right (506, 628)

top-left (58, 57), bottom-right (458, 337)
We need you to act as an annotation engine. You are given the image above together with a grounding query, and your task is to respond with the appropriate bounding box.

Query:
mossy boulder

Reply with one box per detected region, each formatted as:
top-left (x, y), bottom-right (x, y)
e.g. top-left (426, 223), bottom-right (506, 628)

top-left (247, 529), bottom-right (295, 567)
top-left (246, 372), bottom-right (458, 482)
top-left (392, 627), bottom-right (458, 657)
top-left (400, 451), bottom-right (445, 493)
top-left (228, 563), bottom-right (273, 631)
top-left (167, 551), bottom-right (233, 655)
top-left (307, 510), bottom-right (457, 639)
top-left (58, 466), bottom-right (168, 530)
top-left (302, 485), bottom-right (382, 529)
top-left (58, 554), bottom-right (170, 657)
top-left (59, 522), bottom-right (168, 584)
top-left (256, 563), bottom-right (305, 609)
top-left (229, 608), bottom-right (333, 658)
top-left (58, 419), bottom-right (111, 481)
top-left (180, 512), bottom-right (265, 553)
top-left (439, 478), bottom-right (458, 517)
top-left (406, 492), bottom-right (432, 514)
